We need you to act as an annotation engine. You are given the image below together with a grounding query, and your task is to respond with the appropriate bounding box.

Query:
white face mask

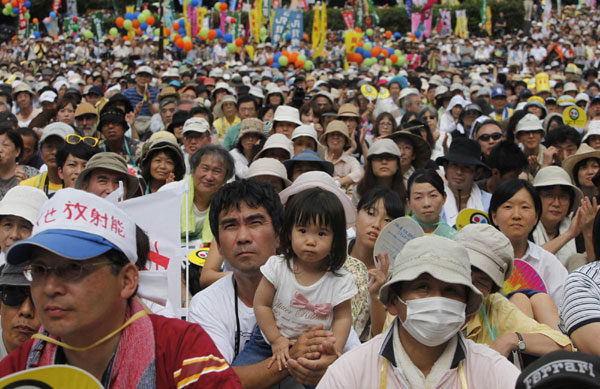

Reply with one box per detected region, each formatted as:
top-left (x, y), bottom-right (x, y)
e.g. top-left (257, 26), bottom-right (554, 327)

top-left (398, 296), bottom-right (466, 347)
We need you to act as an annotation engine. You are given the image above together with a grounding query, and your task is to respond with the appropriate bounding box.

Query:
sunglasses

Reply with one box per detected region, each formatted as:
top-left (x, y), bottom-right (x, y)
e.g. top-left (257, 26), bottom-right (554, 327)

top-left (478, 133), bottom-right (503, 142)
top-left (1, 286), bottom-right (32, 307)
top-left (66, 134), bottom-right (99, 147)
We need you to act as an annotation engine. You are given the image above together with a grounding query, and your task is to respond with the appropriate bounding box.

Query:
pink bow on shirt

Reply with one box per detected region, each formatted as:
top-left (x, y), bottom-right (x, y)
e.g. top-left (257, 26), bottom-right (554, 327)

top-left (290, 292), bottom-right (332, 319)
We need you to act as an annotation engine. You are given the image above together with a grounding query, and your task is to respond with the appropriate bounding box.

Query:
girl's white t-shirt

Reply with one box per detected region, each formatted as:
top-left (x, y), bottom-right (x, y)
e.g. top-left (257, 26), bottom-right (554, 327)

top-left (261, 255), bottom-right (357, 341)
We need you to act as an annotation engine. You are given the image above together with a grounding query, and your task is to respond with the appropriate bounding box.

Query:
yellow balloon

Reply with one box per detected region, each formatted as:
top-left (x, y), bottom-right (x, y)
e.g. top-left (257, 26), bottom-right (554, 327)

top-left (246, 45), bottom-right (255, 58)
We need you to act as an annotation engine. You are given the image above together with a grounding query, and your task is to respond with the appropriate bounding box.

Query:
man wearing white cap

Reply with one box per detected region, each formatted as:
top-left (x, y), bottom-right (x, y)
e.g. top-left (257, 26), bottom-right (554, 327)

top-left (0, 188), bottom-right (241, 388)
top-left (182, 117), bottom-right (212, 174)
top-left (121, 66), bottom-right (159, 136)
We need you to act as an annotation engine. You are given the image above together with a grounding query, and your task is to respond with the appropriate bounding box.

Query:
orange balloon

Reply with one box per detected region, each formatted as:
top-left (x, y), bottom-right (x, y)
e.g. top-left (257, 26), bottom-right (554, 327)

top-left (390, 54), bottom-right (398, 63)
top-left (10, 0), bottom-right (17, 7)
top-left (303, 33), bottom-right (308, 41)
top-left (289, 52), bottom-right (298, 62)
top-left (136, 28), bottom-right (143, 36)
top-left (358, 41), bottom-right (364, 47)
top-left (12, 35), bottom-right (17, 40)
top-left (385, 30), bottom-right (392, 39)
top-left (267, 57), bottom-right (273, 65)
top-left (184, 40), bottom-right (193, 51)
top-left (132, 20), bottom-right (140, 29)
top-left (116, 17), bottom-right (124, 28)
top-left (235, 37), bottom-right (243, 47)
top-left (281, 50), bottom-right (290, 58)
top-left (32, 17), bottom-right (38, 23)
top-left (208, 29), bottom-right (217, 40)
top-left (354, 27), bottom-right (362, 33)
top-left (123, 35), bottom-right (129, 41)
top-left (1, 0), bottom-right (8, 6)
top-left (173, 22), bottom-right (180, 31)
top-left (164, 27), bottom-right (171, 37)
top-left (295, 60), bottom-right (304, 69)
top-left (54, 35), bottom-right (58, 40)
top-left (372, 46), bottom-right (381, 56)
top-left (219, 2), bottom-right (227, 10)
top-left (175, 39), bottom-right (184, 49)
top-left (382, 49), bottom-right (389, 58)
top-left (146, 15), bottom-right (155, 26)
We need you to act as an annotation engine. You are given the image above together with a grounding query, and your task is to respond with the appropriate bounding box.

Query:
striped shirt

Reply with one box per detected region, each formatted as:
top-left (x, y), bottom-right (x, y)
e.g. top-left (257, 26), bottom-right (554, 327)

top-left (122, 86), bottom-right (159, 117)
top-left (559, 262), bottom-right (600, 336)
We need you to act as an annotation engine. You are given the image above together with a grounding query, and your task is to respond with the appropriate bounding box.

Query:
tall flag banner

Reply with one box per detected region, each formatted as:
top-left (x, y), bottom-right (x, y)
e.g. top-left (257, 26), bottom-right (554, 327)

top-left (66, 0), bottom-right (77, 17)
top-left (356, 0), bottom-right (365, 28)
top-left (271, 8), bottom-right (289, 44)
top-left (229, 0), bottom-right (237, 12)
top-left (90, 12), bottom-right (104, 39)
top-left (250, 8), bottom-right (258, 42)
top-left (437, 9), bottom-right (451, 36)
top-left (289, 10), bottom-right (303, 49)
top-left (406, 0), bottom-right (412, 18)
top-left (411, 12), bottom-right (421, 33)
top-left (52, 0), bottom-right (61, 14)
top-left (424, 11), bottom-right (433, 37)
top-left (365, 0), bottom-right (379, 25)
top-left (485, 6), bottom-right (491, 35)
top-left (17, 1), bottom-right (27, 39)
top-left (342, 10), bottom-right (354, 30)
top-left (183, 0), bottom-right (192, 37)
top-left (164, 0), bottom-right (175, 33)
top-left (543, 0), bottom-right (552, 35)
top-left (312, 3), bottom-right (320, 50)
top-left (43, 16), bottom-right (59, 37)
top-left (314, 2), bottom-right (326, 57)
top-left (220, 10), bottom-right (226, 34)
top-left (455, 9), bottom-right (468, 38)
top-left (189, 5), bottom-right (198, 37)
top-left (480, 0), bottom-right (487, 24)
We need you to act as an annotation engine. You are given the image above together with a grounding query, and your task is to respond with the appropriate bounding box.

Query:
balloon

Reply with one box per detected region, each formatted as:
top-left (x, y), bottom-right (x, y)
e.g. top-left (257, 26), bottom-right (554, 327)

top-left (135, 28), bottom-right (143, 36)
top-left (33, 31), bottom-right (40, 38)
top-left (397, 55), bottom-right (406, 66)
top-left (24, 0), bottom-right (30, 6)
top-left (2, 8), bottom-right (9, 15)
top-left (393, 32), bottom-right (402, 39)
top-left (298, 54), bottom-right (306, 62)
top-left (184, 41), bottom-right (193, 52)
top-left (110, 27), bottom-right (118, 36)
top-left (354, 27), bottom-right (362, 33)
top-left (138, 13), bottom-right (147, 23)
top-left (271, 62), bottom-right (280, 69)
top-left (388, 48), bottom-right (395, 56)
top-left (153, 28), bottom-right (161, 37)
top-left (235, 37), bottom-right (243, 47)
top-left (386, 58), bottom-right (392, 66)
top-left (125, 12), bottom-right (133, 20)
top-left (304, 60), bottom-right (314, 71)
top-left (164, 27), bottom-right (171, 37)
top-left (1, 0), bottom-right (7, 6)
top-left (227, 43), bottom-right (237, 53)
top-left (175, 38), bottom-right (184, 49)
top-left (213, 2), bottom-right (220, 10)
top-left (385, 30), bottom-right (392, 39)
top-left (366, 28), bottom-right (373, 36)
top-left (73, 23), bottom-right (79, 29)
top-left (260, 26), bottom-right (267, 35)
top-left (24, 12), bottom-right (30, 20)
top-left (183, 36), bottom-right (191, 43)
top-left (10, 0), bottom-right (16, 8)
top-left (285, 33), bottom-right (291, 41)
top-left (295, 60), bottom-right (304, 69)
top-left (140, 22), bottom-right (148, 31)
top-left (133, 11), bottom-right (140, 19)
top-left (191, 0), bottom-right (199, 5)
top-left (364, 42), bottom-right (372, 51)
top-left (281, 50), bottom-right (289, 58)
top-left (415, 31), bottom-right (421, 38)
top-left (200, 26), bottom-right (209, 39)
top-left (363, 51), bottom-right (371, 59)
top-left (278, 56), bottom-right (288, 66)
top-left (267, 57), bottom-right (273, 65)
top-left (173, 21), bottom-right (180, 31)
top-left (72, 16), bottom-right (77, 22)
top-left (208, 29), bottom-right (217, 40)
top-left (371, 46), bottom-right (381, 57)
top-left (116, 17), bottom-right (124, 27)
top-left (84, 30), bottom-right (93, 39)
top-left (32, 17), bottom-right (37, 23)
top-left (216, 29), bottom-right (222, 39)
top-left (49, 11), bottom-right (56, 18)
top-left (123, 20), bottom-right (132, 30)
top-left (390, 54), bottom-right (398, 63)
top-left (303, 33), bottom-right (308, 41)
top-left (132, 20), bottom-right (140, 29)
top-left (382, 49), bottom-right (389, 58)
top-left (219, 2), bottom-right (227, 10)
top-left (224, 33), bottom-right (233, 43)
top-left (289, 52), bottom-right (298, 62)
top-left (143, 9), bottom-right (151, 16)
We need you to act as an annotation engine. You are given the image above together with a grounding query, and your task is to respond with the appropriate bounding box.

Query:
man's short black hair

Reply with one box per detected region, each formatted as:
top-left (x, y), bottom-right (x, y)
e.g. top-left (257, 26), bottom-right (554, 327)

top-left (56, 142), bottom-right (100, 168)
top-left (209, 179), bottom-right (283, 246)
top-left (237, 95), bottom-right (259, 112)
top-left (487, 140), bottom-right (528, 176)
top-left (544, 125), bottom-right (581, 148)
top-left (16, 127), bottom-right (39, 152)
top-left (189, 105), bottom-right (214, 124)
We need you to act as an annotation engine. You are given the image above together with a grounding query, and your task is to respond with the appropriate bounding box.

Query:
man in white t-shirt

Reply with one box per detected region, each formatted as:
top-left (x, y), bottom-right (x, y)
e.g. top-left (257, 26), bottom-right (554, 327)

top-left (188, 179), bottom-right (345, 387)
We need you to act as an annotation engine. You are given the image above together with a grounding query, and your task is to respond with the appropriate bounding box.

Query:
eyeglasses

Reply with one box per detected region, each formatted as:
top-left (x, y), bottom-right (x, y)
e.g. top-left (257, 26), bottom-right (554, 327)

top-left (24, 260), bottom-right (112, 283)
top-left (540, 191), bottom-right (571, 203)
top-left (477, 133), bottom-right (503, 142)
top-left (66, 134), bottom-right (99, 147)
top-left (379, 122), bottom-right (393, 127)
top-left (422, 115), bottom-right (436, 120)
top-left (1, 286), bottom-right (32, 307)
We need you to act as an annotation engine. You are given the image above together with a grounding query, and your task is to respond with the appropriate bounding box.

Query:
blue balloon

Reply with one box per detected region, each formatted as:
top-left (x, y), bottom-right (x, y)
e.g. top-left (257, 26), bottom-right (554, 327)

top-left (415, 31), bottom-right (421, 38)
top-left (224, 33), bottom-right (233, 43)
top-left (190, 0), bottom-right (199, 5)
top-left (125, 12), bottom-right (133, 20)
top-left (363, 51), bottom-right (371, 59)
top-left (216, 29), bottom-right (223, 39)
top-left (388, 48), bottom-right (394, 55)
top-left (134, 12), bottom-right (140, 19)
top-left (355, 47), bottom-right (363, 55)
top-left (49, 11), bottom-right (56, 18)
top-left (271, 62), bottom-right (280, 68)
top-left (393, 32), bottom-right (402, 39)
top-left (274, 52), bottom-right (281, 60)
top-left (219, 0), bottom-right (226, 2)
top-left (179, 28), bottom-right (186, 36)
top-left (34, 31), bottom-right (40, 38)
top-left (24, 1), bottom-right (30, 7)
top-left (140, 22), bottom-right (148, 30)
top-left (284, 33), bottom-right (291, 41)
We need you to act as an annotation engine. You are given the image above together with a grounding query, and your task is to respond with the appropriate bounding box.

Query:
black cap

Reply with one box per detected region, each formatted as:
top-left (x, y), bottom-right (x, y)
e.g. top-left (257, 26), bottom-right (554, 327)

top-left (516, 350), bottom-right (600, 389)
top-left (435, 137), bottom-right (489, 169)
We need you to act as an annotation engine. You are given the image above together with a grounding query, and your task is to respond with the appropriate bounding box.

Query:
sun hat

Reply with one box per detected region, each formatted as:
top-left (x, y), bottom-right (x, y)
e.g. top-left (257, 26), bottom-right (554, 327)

top-left (39, 90), bottom-right (57, 103)
top-left (516, 113), bottom-right (545, 135)
top-left (0, 263), bottom-right (30, 286)
top-left (367, 139), bottom-right (402, 160)
top-left (515, 350), bottom-right (600, 389)
top-left (337, 103), bottom-right (360, 118)
top-left (562, 143), bottom-right (600, 184)
top-left (237, 118), bottom-right (265, 141)
top-left (39, 122), bottom-right (76, 144)
top-left (135, 65), bottom-right (153, 76)
top-left (141, 138), bottom-right (185, 180)
top-left (385, 130), bottom-right (432, 168)
top-left (435, 137), bottom-right (488, 170)
top-left (533, 166), bottom-right (583, 210)
top-left (273, 105), bottom-right (302, 126)
top-left (435, 86), bottom-right (450, 98)
top-left (74, 152), bottom-right (140, 199)
top-left (245, 158), bottom-right (292, 187)
top-left (279, 171), bottom-right (357, 228)
top-left (6, 188), bottom-right (137, 265)
top-left (563, 82), bottom-right (578, 93)
top-left (318, 120), bottom-right (350, 145)
top-left (582, 120), bottom-right (600, 142)
top-left (74, 102), bottom-right (98, 119)
top-left (398, 87), bottom-right (419, 102)
top-left (0, 186), bottom-right (47, 226)
top-left (557, 95), bottom-right (576, 107)
top-left (291, 125), bottom-right (319, 145)
top-left (182, 117), bottom-right (210, 135)
top-left (11, 82), bottom-right (33, 98)
top-left (283, 149), bottom-right (334, 178)
top-left (254, 133), bottom-right (293, 160)
top-left (575, 92), bottom-right (590, 103)
top-left (378, 235), bottom-right (483, 315)
top-left (455, 224), bottom-right (514, 288)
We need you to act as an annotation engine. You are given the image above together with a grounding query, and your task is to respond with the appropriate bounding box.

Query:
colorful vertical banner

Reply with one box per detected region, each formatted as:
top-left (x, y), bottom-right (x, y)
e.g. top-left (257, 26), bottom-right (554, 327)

top-left (437, 9), bottom-right (451, 37)
top-left (43, 17), bottom-right (59, 37)
top-left (219, 10), bottom-right (226, 34)
top-left (455, 9), bottom-right (468, 38)
top-left (480, 0), bottom-right (487, 24)
top-left (66, 0), bottom-right (77, 16)
top-left (485, 6), bottom-right (491, 35)
top-left (271, 8), bottom-right (289, 44)
top-left (356, 0), bottom-right (365, 28)
top-left (342, 10), bottom-right (354, 30)
top-left (312, 3), bottom-right (320, 50)
top-left (52, 0), bottom-right (61, 14)
top-left (406, 0), bottom-right (412, 18)
top-left (189, 5), bottom-right (197, 37)
top-left (411, 12), bottom-right (421, 34)
top-left (365, 0), bottom-right (379, 26)
top-left (314, 2), bottom-right (326, 57)
top-left (17, 1), bottom-right (27, 39)
top-left (90, 11), bottom-right (104, 39)
top-left (289, 10), bottom-right (302, 49)
top-left (183, 0), bottom-right (191, 37)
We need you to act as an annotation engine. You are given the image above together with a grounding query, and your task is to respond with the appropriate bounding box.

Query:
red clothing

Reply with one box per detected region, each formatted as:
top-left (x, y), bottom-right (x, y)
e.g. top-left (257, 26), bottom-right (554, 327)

top-left (0, 314), bottom-right (241, 389)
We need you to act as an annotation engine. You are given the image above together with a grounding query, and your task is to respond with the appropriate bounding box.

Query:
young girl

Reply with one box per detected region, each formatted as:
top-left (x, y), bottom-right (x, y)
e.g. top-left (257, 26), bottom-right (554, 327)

top-left (233, 187), bottom-right (357, 375)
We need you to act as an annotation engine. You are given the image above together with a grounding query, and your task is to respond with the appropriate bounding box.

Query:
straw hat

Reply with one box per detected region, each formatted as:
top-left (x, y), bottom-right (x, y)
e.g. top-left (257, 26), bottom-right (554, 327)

top-left (561, 143), bottom-right (600, 185)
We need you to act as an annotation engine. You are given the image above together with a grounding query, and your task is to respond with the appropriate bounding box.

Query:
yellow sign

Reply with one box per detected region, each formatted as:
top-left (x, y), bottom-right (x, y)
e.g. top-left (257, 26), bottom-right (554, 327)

top-left (456, 208), bottom-right (490, 231)
top-left (0, 365), bottom-right (102, 388)
top-left (563, 106), bottom-right (586, 129)
top-left (378, 87), bottom-right (390, 99)
top-left (535, 73), bottom-right (550, 93)
top-left (360, 84), bottom-right (378, 101)
top-left (188, 247), bottom-right (210, 267)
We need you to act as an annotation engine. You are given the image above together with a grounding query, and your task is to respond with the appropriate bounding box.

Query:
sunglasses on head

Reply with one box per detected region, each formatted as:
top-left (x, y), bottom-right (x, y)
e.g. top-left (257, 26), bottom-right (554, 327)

top-left (66, 134), bottom-right (99, 147)
top-left (1, 286), bottom-right (32, 307)
top-left (478, 133), bottom-right (503, 142)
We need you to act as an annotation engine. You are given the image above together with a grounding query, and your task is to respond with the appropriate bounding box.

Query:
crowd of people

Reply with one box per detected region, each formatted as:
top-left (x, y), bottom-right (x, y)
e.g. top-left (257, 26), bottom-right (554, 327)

top-left (0, 1), bottom-right (600, 388)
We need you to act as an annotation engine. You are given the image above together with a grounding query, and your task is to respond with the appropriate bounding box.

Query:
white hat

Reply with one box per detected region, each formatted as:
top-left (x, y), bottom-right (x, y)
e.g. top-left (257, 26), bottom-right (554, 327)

top-left (455, 224), bottom-right (514, 288)
top-left (582, 120), bottom-right (600, 142)
top-left (40, 122), bottom-right (76, 144)
top-left (0, 186), bottom-right (47, 226)
top-left (291, 125), bottom-right (318, 144)
top-left (273, 105), bottom-right (302, 126)
top-left (434, 85), bottom-right (449, 97)
top-left (516, 113), bottom-right (545, 134)
top-left (563, 82), bottom-right (578, 93)
top-left (136, 65), bottom-right (154, 76)
top-left (245, 158), bottom-right (291, 187)
top-left (162, 68), bottom-right (180, 78)
top-left (279, 171), bottom-right (357, 228)
top-left (575, 92), bottom-right (590, 103)
top-left (398, 87), bottom-right (419, 101)
top-left (378, 235), bottom-right (483, 315)
top-left (249, 86), bottom-right (264, 100)
top-left (39, 90), bottom-right (57, 103)
top-left (367, 139), bottom-right (402, 160)
top-left (182, 117), bottom-right (211, 135)
top-left (254, 133), bottom-right (293, 160)
top-left (533, 166), bottom-right (584, 211)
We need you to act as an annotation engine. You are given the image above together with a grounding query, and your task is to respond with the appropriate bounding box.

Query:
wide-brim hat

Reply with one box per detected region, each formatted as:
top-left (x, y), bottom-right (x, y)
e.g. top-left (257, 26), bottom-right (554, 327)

top-left (385, 130), bottom-right (432, 168)
top-left (0, 186), bottom-right (47, 226)
top-left (562, 143), bottom-right (600, 184)
top-left (379, 235), bottom-right (483, 316)
top-left (74, 152), bottom-right (140, 199)
top-left (141, 139), bottom-right (186, 180)
top-left (246, 158), bottom-right (292, 188)
top-left (435, 137), bottom-right (489, 170)
top-left (283, 149), bottom-right (334, 178)
top-left (533, 166), bottom-right (583, 210)
top-left (319, 120), bottom-right (350, 145)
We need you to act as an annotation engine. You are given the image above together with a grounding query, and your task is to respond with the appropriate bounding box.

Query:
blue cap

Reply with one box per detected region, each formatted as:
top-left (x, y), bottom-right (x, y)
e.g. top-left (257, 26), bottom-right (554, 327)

top-left (87, 86), bottom-right (104, 97)
top-left (491, 86), bottom-right (507, 98)
top-left (169, 80), bottom-right (182, 88)
top-left (7, 230), bottom-right (121, 266)
top-left (283, 150), bottom-right (334, 179)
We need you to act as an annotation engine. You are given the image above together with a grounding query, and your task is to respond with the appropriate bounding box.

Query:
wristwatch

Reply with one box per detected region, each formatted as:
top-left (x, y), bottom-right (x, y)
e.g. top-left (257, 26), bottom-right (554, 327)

top-left (515, 332), bottom-right (526, 351)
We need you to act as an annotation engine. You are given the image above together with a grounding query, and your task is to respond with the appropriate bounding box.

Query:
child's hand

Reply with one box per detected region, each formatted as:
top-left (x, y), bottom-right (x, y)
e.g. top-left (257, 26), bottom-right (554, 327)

top-left (368, 253), bottom-right (390, 296)
top-left (268, 336), bottom-right (292, 371)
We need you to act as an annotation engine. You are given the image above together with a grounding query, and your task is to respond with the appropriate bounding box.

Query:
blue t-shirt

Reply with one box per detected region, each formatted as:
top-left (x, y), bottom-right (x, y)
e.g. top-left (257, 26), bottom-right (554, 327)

top-left (122, 86), bottom-right (159, 117)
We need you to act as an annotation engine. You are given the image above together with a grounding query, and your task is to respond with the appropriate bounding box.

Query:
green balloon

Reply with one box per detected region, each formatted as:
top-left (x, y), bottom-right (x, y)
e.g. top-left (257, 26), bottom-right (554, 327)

top-left (363, 42), bottom-right (372, 51)
top-left (227, 43), bottom-right (237, 53)
top-left (200, 26), bottom-right (209, 38)
top-left (304, 60), bottom-right (313, 71)
top-left (213, 2), bottom-right (220, 10)
top-left (4, 4), bottom-right (11, 10)
top-left (260, 26), bottom-right (267, 35)
top-left (183, 36), bottom-right (191, 43)
top-left (142, 9), bottom-right (151, 16)
top-left (386, 58), bottom-right (392, 66)
top-left (278, 56), bottom-right (288, 66)
top-left (298, 54), bottom-right (306, 62)
top-left (24, 12), bottom-right (30, 20)
top-left (84, 30), bottom-right (93, 39)
top-left (2, 8), bottom-right (9, 15)
top-left (110, 27), bottom-right (118, 36)
top-left (397, 55), bottom-right (406, 66)
top-left (123, 20), bottom-right (132, 30)
top-left (153, 28), bottom-right (161, 37)
top-left (366, 28), bottom-right (373, 36)
top-left (138, 14), bottom-right (147, 23)
top-left (73, 23), bottom-right (79, 30)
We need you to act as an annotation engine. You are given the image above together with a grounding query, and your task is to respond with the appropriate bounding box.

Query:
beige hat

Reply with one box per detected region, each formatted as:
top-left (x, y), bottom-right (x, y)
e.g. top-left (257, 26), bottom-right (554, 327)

top-left (367, 139), bottom-right (402, 160)
top-left (378, 235), bottom-right (483, 316)
top-left (136, 65), bottom-right (154, 76)
top-left (237, 118), bottom-right (265, 141)
top-left (516, 113), bottom-right (545, 134)
top-left (398, 87), bottom-right (420, 102)
top-left (563, 82), bottom-right (578, 93)
top-left (455, 224), bottom-right (514, 288)
top-left (0, 186), bottom-right (47, 226)
top-left (75, 152), bottom-right (140, 199)
top-left (74, 102), bottom-right (98, 118)
top-left (562, 143), bottom-right (600, 185)
top-left (254, 133), bottom-right (293, 160)
top-left (337, 103), bottom-right (360, 118)
top-left (533, 166), bottom-right (583, 210)
top-left (182, 117), bottom-right (210, 135)
top-left (141, 138), bottom-right (186, 180)
top-left (158, 86), bottom-right (179, 102)
top-left (435, 86), bottom-right (450, 97)
top-left (273, 105), bottom-right (302, 126)
top-left (245, 158), bottom-right (292, 187)
top-left (319, 120), bottom-right (350, 145)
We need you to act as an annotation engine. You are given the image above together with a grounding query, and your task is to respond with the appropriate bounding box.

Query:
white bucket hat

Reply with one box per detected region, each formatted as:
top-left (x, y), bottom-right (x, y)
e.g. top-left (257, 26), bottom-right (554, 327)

top-left (291, 125), bottom-right (319, 144)
top-left (254, 133), bottom-right (293, 160)
top-left (582, 120), bottom-right (600, 142)
top-left (245, 158), bottom-right (291, 187)
top-left (0, 186), bottom-right (47, 226)
top-left (273, 105), bottom-right (302, 126)
top-left (516, 113), bottom-right (545, 135)
top-left (533, 166), bottom-right (584, 210)
top-left (367, 139), bottom-right (402, 160)
top-left (378, 235), bottom-right (483, 316)
top-left (455, 224), bottom-right (514, 288)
